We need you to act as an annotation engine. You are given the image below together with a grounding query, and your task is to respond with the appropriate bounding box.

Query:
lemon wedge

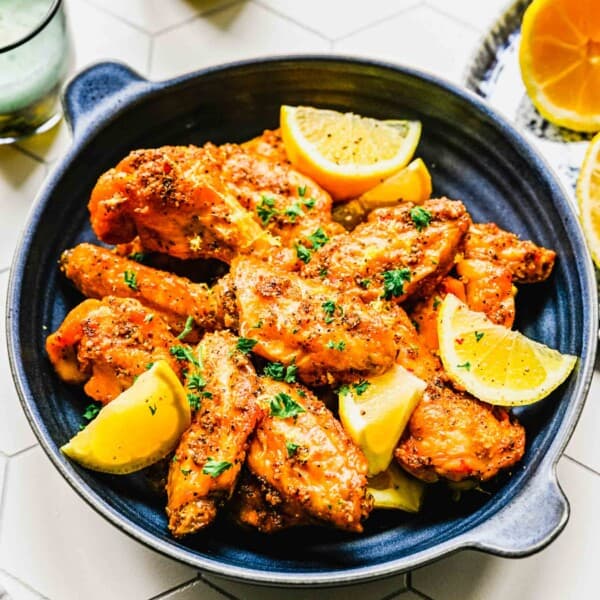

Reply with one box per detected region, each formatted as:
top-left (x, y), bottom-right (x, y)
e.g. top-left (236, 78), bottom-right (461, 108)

top-left (280, 105), bottom-right (422, 200)
top-left (338, 364), bottom-right (427, 476)
top-left (61, 361), bottom-right (191, 474)
top-left (438, 294), bottom-right (577, 406)
top-left (368, 462), bottom-right (425, 512)
top-left (577, 131), bottom-right (600, 267)
top-left (332, 158), bottom-right (432, 230)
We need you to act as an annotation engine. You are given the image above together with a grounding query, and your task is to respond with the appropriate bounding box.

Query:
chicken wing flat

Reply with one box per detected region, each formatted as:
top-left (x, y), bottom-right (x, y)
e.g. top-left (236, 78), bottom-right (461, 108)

top-left (166, 331), bottom-right (263, 537)
top-left (46, 296), bottom-right (185, 403)
top-left (303, 198), bottom-right (471, 302)
top-left (231, 255), bottom-right (398, 385)
top-left (463, 222), bottom-right (555, 283)
top-left (241, 129), bottom-right (289, 165)
top-left (246, 379), bottom-right (371, 532)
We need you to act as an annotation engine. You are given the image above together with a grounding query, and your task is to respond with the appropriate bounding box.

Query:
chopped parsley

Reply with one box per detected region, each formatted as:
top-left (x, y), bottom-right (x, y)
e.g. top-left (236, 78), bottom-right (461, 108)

top-left (180, 467), bottom-right (192, 477)
top-left (170, 344), bottom-right (200, 368)
top-left (129, 252), bottom-right (146, 263)
top-left (187, 393), bottom-right (201, 410)
top-left (381, 268), bottom-right (411, 300)
top-left (236, 337), bottom-right (258, 355)
top-left (322, 299), bottom-right (337, 324)
top-left (82, 402), bottom-right (101, 422)
top-left (263, 361), bottom-right (297, 383)
top-left (285, 202), bottom-right (305, 222)
top-left (319, 267), bottom-right (328, 278)
top-left (457, 361), bottom-right (471, 371)
top-left (270, 392), bottom-right (306, 419)
top-left (297, 185), bottom-right (306, 197)
top-left (353, 379), bottom-right (371, 396)
top-left (252, 320), bottom-right (263, 329)
top-left (327, 340), bottom-right (346, 351)
top-left (410, 206), bottom-right (432, 231)
top-left (302, 197), bottom-right (316, 209)
top-left (295, 242), bottom-right (312, 263)
top-left (186, 372), bottom-right (206, 391)
top-left (123, 270), bottom-right (138, 291)
top-left (202, 458), bottom-right (233, 478)
top-left (145, 362), bottom-right (155, 370)
top-left (475, 331), bottom-right (484, 342)
top-left (433, 296), bottom-right (442, 310)
top-left (176, 315), bottom-right (194, 340)
top-left (148, 403), bottom-right (157, 416)
top-left (307, 227), bottom-right (329, 250)
top-left (256, 195), bottom-right (278, 225)
top-left (359, 278), bottom-right (371, 289)
top-left (285, 441), bottom-right (300, 457)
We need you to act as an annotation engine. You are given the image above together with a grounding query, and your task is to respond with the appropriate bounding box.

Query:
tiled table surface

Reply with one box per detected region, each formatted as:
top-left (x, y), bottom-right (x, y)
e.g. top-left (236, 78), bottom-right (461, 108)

top-left (1, 1), bottom-right (598, 598)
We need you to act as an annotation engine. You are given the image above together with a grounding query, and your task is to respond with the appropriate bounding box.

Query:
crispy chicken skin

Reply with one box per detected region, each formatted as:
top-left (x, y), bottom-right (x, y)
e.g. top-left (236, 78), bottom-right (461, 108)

top-left (231, 255), bottom-right (398, 385)
top-left (463, 222), bottom-right (555, 283)
top-left (241, 129), bottom-right (290, 165)
top-left (61, 243), bottom-right (224, 337)
top-left (166, 331), bottom-right (263, 537)
top-left (46, 297), bottom-right (185, 404)
top-left (303, 198), bottom-right (471, 302)
top-left (246, 379), bottom-right (371, 532)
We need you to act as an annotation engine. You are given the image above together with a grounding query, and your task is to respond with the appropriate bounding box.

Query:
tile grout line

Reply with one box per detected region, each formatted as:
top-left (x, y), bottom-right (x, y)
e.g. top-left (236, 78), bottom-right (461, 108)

top-left (0, 567), bottom-right (50, 600)
top-left (250, 0), bottom-right (333, 43)
top-left (146, 575), bottom-right (200, 600)
top-left (3, 443), bottom-right (39, 460)
top-left (331, 0), bottom-right (423, 43)
top-left (146, 36), bottom-right (155, 80)
top-left (77, 0), bottom-right (154, 36)
top-left (563, 453), bottom-right (600, 478)
top-left (0, 267), bottom-right (9, 276)
top-left (422, 0), bottom-right (483, 34)
top-left (198, 574), bottom-right (239, 600)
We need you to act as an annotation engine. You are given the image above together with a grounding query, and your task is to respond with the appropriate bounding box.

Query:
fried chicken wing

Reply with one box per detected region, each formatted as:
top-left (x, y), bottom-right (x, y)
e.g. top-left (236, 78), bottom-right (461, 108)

top-left (246, 379), bottom-right (371, 532)
top-left (303, 198), bottom-right (471, 302)
top-left (231, 256), bottom-right (398, 385)
top-left (241, 129), bottom-right (289, 165)
top-left (463, 222), bottom-right (555, 283)
top-left (166, 331), bottom-right (263, 537)
top-left (46, 296), bottom-right (184, 403)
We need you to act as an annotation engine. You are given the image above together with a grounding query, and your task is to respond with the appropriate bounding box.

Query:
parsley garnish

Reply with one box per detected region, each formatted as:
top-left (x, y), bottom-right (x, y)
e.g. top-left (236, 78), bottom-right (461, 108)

top-left (170, 344), bottom-right (200, 368)
top-left (177, 315), bottom-right (194, 340)
top-left (337, 384), bottom-right (350, 397)
top-left (186, 372), bottom-right (206, 391)
top-left (353, 379), bottom-right (371, 396)
top-left (457, 361), bottom-right (471, 371)
top-left (145, 362), bottom-right (155, 370)
top-left (202, 458), bottom-right (233, 478)
top-left (180, 467), bottom-right (192, 477)
top-left (381, 268), bottom-right (411, 300)
top-left (82, 402), bottom-right (101, 422)
top-left (285, 202), bottom-right (304, 222)
top-left (302, 197), bottom-right (316, 209)
top-left (129, 252), bottom-right (146, 263)
top-left (148, 404), bottom-right (157, 415)
top-left (256, 195), bottom-right (278, 225)
top-left (475, 331), bottom-right (484, 342)
top-left (433, 296), bottom-right (442, 310)
top-left (286, 441), bottom-right (300, 457)
top-left (252, 320), bottom-right (263, 329)
top-left (319, 267), bottom-right (328, 278)
top-left (295, 243), bottom-right (312, 263)
top-left (322, 299), bottom-right (337, 324)
top-left (297, 185), bottom-right (306, 197)
top-left (187, 393), bottom-right (201, 410)
top-left (263, 361), bottom-right (297, 383)
top-left (270, 392), bottom-right (305, 419)
top-left (123, 270), bottom-right (138, 291)
top-left (236, 337), bottom-right (258, 355)
top-left (327, 340), bottom-right (346, 351)
top-left (410, 206), bottom-right (432, 232)
top-left (359, 278), bottom-right (371, 289)
top-left (307, 227), bottom-right (329, 250)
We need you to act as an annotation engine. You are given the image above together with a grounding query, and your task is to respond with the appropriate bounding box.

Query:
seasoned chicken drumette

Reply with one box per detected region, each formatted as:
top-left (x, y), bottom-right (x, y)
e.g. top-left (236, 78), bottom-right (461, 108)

top-left (166, 331), bottom-right (263, 537)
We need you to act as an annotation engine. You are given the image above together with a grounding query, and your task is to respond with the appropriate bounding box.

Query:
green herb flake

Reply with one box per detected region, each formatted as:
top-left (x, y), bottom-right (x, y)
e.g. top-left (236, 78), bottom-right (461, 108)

top-left (270, 392), bottom-right (306, 419)
top-left (202, 458), bottom-right (233, 478)
top-left (177, 315), bottom-right (195, 340)
top-left (337, 384), bottom-right (350, 397)
top-left (236, 337), bottom-right (258, 355)
top-left (170, 344), bottom-right (200, 368)
top-left (433, 296), bottom-right (442, 310)
top-left (295, 243), bottom-right (312, 264)
top-left (457, 361), bottom-right (471, 371)
top-left (307, 227), bottom-right (329, 250)
top-left (263, 361), bottom-right (297, 383)
top-left (123, 270), bottom-right (138, 291)
top-left (256, 195), bottom-right (278, 225)
top-left (285, 202), bottom-right (304, 222)
top-left (286, 441), bottom-right (300, 457)
top-left (186, 372), bottom-right (206, 391)
top-left (297, 185), bottom-right (306, 197)
top-left (322, 299), bottom-right (337, 324)
top-left (129, 252), bottom-right (146, 263)
top-left (145, 362), bottom-right (155, 371)
top-left (180, 467), bottom-right (192, 477)
top-left (359, 278), bottom-right (371, 289)
top-left (252, 320), bottom-right (263, 329)
top-left (187, 393), bottom-right (201, 410)
top-left (327, 340), bottom-right (346, 351)
top-left (410, 206), bottom-right (432, 232)
top-left (82, 402), bottom-right (102, 422)
top-left (381, 268), bottom-right (411, 300)
top-left (474, 331), bottom-right (484, 342)
top-left (353, 379), bottom-right (371, 396)
top-left (302, 197), bottom-right (316, 209)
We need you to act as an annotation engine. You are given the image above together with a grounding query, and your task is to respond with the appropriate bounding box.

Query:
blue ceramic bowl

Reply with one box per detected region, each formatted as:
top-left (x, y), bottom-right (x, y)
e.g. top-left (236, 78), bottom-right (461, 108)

top-left (6, 57), bottom-right (598, 586)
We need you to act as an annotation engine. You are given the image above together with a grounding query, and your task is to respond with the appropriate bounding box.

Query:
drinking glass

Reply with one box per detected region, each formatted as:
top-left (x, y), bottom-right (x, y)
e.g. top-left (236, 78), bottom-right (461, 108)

top-left (0, 0), bottom-right (71, 144)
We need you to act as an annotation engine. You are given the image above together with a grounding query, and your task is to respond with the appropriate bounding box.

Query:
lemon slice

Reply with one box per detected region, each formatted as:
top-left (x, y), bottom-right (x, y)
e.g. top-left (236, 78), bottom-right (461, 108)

top-left (577, 131), bottom-right (600, 267)
top-left (368, 462), bottom-right (425, 513)
top-left (438, 294), bottom-right (577, 406)
top-left (338, 364), bottom-right (427, 476)
top-left (61, 361), bottom-right (191, 474)
top-left (519, 0), bottom-right (600, 132)
top-left (280, 105), bottom-right (422, 200)
top-left (332, 158), bottom-right (432, 230)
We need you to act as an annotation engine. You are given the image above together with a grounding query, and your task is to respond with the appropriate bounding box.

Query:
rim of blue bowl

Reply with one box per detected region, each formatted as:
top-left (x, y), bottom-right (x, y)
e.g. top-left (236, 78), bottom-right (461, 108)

top-left (6, 54), bottom-right (598, 586)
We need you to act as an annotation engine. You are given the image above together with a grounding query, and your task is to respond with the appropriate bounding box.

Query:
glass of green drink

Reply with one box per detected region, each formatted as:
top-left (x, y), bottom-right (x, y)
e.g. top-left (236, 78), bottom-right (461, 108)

top-left (0, 0), bottom-right (71, 144)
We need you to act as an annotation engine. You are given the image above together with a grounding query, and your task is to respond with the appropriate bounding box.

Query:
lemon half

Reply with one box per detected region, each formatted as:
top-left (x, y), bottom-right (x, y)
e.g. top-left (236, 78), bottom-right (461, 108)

top-left (577, 132), bottom-right (600, 267)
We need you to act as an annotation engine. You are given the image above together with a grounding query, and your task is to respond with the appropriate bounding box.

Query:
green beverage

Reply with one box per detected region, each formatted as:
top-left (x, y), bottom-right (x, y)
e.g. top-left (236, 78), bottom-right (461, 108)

top-left (0, 0), bottom-right (70, 143)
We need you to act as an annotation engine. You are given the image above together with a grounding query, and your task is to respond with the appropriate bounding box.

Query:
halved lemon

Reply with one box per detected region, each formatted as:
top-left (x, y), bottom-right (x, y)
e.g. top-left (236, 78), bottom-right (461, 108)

top-left (519, 0), bottom-right (600, 132)
top-left (332, 158), bottom-right (432, 229)
top-left (368, 462), bottom-right (425, 513)
top-left (577, 131), bottom-right (600, 266)
top-left (61, 361), bottom-right (191, 474)
top-left (281, 105), bottom-right (422, 199)
top-left (338, 364), bottom-right (427, 476)
top-left (438, 294), bottom-right (577, 406)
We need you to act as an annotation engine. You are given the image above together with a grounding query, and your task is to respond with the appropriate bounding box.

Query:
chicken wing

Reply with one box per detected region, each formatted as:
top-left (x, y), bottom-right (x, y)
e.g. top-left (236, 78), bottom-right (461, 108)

top-left (303, 198), bottom-right (471, 302)
top-left (246, 379), bottom-right (371, 532)
top-left (231, 255), bottom-right (398, 385)
top-left (166, 331), bottom-right (263, 537)
top-left (45, 296), bottom-right (184, 403)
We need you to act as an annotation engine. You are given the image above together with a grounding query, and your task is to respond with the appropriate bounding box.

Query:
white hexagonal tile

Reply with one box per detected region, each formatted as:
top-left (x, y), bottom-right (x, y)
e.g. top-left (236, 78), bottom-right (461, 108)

top-left (203, 572), bottom-right (408, 599)
top-left (426, 0), bottom-right (511, 32)
top-left (158, 578), bottom-right (228, 599)
top-left (85, 0), bottom-right (234, 35)
top-left (334, 4), bottom-right (481, 84)
top-left (255, 0), bottom-right (420, 40)
top-left (411, 457), bottom-right (600, 600)
top-left (150, 1), bottom-right (329, 80)
top-left (0, 447), bottom-right (195, 600)
top-left (0, 148), bottom-right (47, 271)
top-left (0, 271), bottom-right (38, 456)
top-left (0, 570), bottom-right (44, 600)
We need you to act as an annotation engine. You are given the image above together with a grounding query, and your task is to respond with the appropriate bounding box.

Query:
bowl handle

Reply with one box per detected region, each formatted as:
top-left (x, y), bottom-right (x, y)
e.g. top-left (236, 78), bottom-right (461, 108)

top-left (62, 61), bottom-right (151, 138)
top-left (466, 465), bottom-right (569, 556)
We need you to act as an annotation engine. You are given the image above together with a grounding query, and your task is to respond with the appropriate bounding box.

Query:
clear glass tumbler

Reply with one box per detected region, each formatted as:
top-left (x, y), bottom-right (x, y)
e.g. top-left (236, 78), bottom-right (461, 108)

top-left (0, 0), bottom-right (71, 144)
